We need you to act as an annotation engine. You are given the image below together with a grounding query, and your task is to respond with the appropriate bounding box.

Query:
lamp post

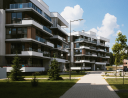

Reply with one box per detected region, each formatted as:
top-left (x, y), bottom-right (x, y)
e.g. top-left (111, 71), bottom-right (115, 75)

top-left (69, 19), bottom-right (83, 80)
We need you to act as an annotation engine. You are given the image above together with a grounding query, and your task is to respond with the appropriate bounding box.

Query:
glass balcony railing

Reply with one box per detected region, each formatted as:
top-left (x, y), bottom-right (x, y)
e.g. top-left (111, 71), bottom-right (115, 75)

top-left (9, 2), bottom-right (51, 22)
top-left (75, 38), bottom-right (84, 42)
top-left (43, 26), bottom-right (52, 34)
top-left (36, 36), bottom-right (47, 44)
top-left (90, 46), bottom-right (96, 49)
top-left (92, 41), bottom-right (97, 44)
top-left (43, 51), bottom-right (50, 57)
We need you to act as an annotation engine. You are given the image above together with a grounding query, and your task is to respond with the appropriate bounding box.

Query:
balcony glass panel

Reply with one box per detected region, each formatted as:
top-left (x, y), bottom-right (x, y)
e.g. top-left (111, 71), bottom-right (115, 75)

top-left (9, 2), bottom-right (51, 21)
top-left (43, 26), bottom-right (52, 34)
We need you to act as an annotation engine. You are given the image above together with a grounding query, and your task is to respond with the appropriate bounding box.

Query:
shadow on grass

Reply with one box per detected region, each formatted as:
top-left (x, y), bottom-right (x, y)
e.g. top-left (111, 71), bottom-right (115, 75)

top-left (0, 79), bottom-right (77, 98)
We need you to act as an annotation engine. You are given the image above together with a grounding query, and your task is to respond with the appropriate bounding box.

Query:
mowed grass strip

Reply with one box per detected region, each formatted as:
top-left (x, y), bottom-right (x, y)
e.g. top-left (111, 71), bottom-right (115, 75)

top-left (106, 78), bottom-right (128, 98)
top-left (24, 73), bottom-right (86, 78)
top-left (0, 79), bottom-right (78, 98)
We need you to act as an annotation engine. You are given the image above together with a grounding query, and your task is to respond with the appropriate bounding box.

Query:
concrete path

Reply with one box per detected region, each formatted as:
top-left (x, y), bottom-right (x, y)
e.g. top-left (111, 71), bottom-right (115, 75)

top-left (60, 71), bottom-right (120, 98)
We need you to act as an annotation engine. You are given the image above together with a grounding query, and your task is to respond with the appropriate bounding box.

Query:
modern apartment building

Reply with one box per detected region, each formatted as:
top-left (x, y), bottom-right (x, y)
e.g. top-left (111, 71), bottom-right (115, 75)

top-left (67, 31), bottom-right (110, 71)
top-left (0, 0), bottom-right (69, 72)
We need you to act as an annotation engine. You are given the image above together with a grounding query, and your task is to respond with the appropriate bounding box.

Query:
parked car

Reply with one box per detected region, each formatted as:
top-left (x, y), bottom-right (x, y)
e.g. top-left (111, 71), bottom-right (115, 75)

top-left (116, 69), bottom-right (123, 72)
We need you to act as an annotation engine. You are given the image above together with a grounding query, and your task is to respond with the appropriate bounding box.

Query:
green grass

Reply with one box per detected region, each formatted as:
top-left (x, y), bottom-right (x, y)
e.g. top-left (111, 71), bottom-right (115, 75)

top-left (106, 78), bottom-right (128, 98)
top-left (0, 79), bottom-right (78, 98)
top-left (24, 73), bottom-right (86, 78)
top-left (102, 75), bottom-right (128, 77)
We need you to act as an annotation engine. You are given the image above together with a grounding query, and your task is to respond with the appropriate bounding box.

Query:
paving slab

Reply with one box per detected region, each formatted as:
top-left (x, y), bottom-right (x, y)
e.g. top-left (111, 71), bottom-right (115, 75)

top-left (60, 71), bottom-right (120, 98)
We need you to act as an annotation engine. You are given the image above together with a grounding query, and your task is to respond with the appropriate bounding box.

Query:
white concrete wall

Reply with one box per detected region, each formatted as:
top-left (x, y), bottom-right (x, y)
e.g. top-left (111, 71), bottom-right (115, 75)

top-left (37, 0), bottom-right (49, 10)
top-left (0, 9), bottom-right (5, 56)
top-left (22, 51), bottom-right (43, 57)
top-left (50, 12), bottom-right (68, 27)
top-left (0, 68), bottom-right (6, 79)
top-left (4, 67), bottom-right (45, 72)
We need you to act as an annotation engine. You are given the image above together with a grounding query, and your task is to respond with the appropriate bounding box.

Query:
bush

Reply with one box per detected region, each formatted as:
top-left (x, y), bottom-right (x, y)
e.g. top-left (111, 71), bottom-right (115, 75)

top-left (119, 72), bottom-right (122, 77)
top-left (76, 70), bottom-right (80, 73)
top-left (34, 72), bottom-right (40, 75)
top-left (31, 74), bottom-right (38, 87)
top-left (105, 72), bottom-right (107, 75)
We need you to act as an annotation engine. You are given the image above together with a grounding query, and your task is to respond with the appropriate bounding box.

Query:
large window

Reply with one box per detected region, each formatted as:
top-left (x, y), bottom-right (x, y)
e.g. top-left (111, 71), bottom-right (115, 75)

top-left (6, 27), bottom-right (27, 39)
top-left (11, 43), bottom-right (24, 54)
top-left (11, 12), bottom-right (22, 24)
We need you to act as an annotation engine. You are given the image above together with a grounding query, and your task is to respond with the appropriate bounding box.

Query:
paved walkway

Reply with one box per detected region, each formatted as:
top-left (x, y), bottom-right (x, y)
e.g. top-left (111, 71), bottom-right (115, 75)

top-left (60, 71), bottom-right (120, 98)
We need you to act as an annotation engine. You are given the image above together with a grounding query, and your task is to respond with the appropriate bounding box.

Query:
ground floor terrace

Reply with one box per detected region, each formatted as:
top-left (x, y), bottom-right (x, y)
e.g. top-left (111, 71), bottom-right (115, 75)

top-left (67, 62), bottom-right (109, 71)
top-left (2, 56), bottom-right (68, 72)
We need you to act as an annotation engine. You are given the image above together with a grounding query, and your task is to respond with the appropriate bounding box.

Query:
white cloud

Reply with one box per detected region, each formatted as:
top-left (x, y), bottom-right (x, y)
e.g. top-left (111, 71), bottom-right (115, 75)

top-left (122, 24), bottom-right (124, 27)
top-left (89, 13), bottom-right (119, 38)
top-left (61, 5), bottom-right (85, 31)
top-left (112, 30), bottom-right (121, 36)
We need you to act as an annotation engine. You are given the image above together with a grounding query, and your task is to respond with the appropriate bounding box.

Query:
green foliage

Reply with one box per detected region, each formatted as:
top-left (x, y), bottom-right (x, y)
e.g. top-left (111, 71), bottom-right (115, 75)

top-left (10, 54), bottom-right (24, 81)
top-left (105, 72), bottom-right (107, 75)
top-left (31, 74), bottom-right (38, 87)
top-left (109, 52), bottom-right (115, 65)
top-left (34, 72), bottom-right (40, 75)
top-left (112, 32), bottom-right (128, 66)
top-left (119, 72), bottom-right (122, 77)
top-left (48, 54), bottom-right (63, 80)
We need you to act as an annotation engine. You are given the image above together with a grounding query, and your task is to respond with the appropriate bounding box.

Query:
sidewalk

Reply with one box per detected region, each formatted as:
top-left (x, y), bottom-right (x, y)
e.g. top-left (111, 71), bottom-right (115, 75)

top-left (60, 71), bottom-right (120, 98)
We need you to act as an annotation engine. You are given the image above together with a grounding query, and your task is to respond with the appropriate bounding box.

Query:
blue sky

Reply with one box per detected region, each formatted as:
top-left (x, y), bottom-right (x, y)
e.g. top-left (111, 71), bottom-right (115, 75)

top-left (43, 0), bottom-right (128, 52)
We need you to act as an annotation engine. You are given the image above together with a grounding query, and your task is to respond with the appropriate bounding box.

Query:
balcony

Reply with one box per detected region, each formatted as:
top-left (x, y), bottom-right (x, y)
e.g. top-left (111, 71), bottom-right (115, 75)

top-left (91, 53), bottom-right (97, 57)
top-left (106, 56), bottom-right (110, 58)
top-left (52, 35), bottom-right (67, 43)
top-left (56, 45), bottom-right (68, 52)
top-left (79, 46), bottom-right (90, 49)
top-left (86, 52), bottom-right (91, 55)
top-left (57, 24), bottom-right (67, 34)
top-left (92, 41), bottom-right (97, 44)
top-left (9, 3), bottom-right (51, 22)
top-left (97, 49), bottom-right (105, 52)
top-left (22, 51), bottom-right (43, 57)
top-left (21, 49), bottom-right (51, 58)
top-left (100, 43), bottom-right (105, 46)
top-left (36, 36), bottom-right (54, 48)
top-left (90, 46), bottom-right (96, 50)
top-left (75, 38), bottom-right (84, 42)
top-left (75, 60), bottom-right (90, 63)
top-left (22, 19), bottom-right (52, 35)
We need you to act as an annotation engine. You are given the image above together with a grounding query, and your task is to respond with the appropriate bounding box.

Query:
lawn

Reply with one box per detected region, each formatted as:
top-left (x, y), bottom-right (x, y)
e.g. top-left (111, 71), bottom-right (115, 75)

top-left (0, 79), bottom-right (78, 98)
top-left (24, 73), bottom-right (86, 78)
top-left (106, 78), bottom-right (128, 98)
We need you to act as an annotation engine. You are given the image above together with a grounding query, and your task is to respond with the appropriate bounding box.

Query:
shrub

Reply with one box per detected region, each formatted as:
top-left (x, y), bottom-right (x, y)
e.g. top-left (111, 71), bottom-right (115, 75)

top-left (31, 73), bottom-right (38, 87)
top-left (119, 72), bottom-right (122, 77)
top-left (105, 72), bottom-right (107, 75)
top-left (10, 54), bottom-right (24, 81)
top-left (48, 54), bottom-right (63, 80)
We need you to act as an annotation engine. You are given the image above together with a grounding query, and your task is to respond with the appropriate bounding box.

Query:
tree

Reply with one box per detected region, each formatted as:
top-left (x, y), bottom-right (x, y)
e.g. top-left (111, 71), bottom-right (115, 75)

top-left (109, 52), bottom-right (115, 66)
top-left (48, 54), bottom-right (62, 80)
top-left (10, 54), bottom-right (24, 81)
top-left (112, 32), bottom-right (128, 79)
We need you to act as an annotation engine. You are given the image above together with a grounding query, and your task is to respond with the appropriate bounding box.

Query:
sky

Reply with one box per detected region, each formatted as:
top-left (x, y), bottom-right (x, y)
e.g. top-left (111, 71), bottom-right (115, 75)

top-left (43, 0), bottom-right (128, 52)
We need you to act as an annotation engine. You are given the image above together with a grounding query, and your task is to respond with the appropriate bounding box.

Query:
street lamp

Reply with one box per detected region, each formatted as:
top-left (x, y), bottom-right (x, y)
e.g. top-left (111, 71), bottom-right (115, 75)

top-left (69, 19), bottom-right (83, 80)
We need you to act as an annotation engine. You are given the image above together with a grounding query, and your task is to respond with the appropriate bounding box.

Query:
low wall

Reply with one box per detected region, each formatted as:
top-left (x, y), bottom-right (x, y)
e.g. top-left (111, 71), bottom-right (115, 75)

top-left (4, 67), bottom-right (45, 72)
top-left (0, 68), bottom-right (6, 79)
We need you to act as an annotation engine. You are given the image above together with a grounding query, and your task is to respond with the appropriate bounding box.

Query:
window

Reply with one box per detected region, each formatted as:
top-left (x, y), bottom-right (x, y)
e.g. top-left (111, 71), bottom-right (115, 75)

top-left (6, 28), bottom-right (27, 39)
top-left (11, 13), bottom-right (22, 24)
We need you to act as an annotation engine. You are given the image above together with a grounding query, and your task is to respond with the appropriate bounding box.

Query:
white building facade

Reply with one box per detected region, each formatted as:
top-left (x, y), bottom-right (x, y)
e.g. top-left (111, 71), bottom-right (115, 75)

top-left (67, 31), bottom-right (110, 71)
top-left (0, 0), bottom-right (69, 72)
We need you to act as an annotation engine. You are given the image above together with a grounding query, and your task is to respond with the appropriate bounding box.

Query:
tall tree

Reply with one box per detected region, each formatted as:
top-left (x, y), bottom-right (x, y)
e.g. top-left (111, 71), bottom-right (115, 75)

top-left (112, 32), bottom-right (128, 79)
top-left (10, 54), bottom-right (24, 81)
top-left (48, 54), bottom-right (62, 80)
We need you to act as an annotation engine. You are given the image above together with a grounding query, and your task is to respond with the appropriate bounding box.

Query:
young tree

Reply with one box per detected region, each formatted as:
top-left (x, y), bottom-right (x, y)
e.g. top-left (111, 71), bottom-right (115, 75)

top-left (112, 32), bottom-right (128, 79)
top-left (10, 54), bottom-right (24, 81)
top-left (48, 54), bottom-right (62, 80)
